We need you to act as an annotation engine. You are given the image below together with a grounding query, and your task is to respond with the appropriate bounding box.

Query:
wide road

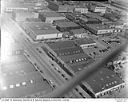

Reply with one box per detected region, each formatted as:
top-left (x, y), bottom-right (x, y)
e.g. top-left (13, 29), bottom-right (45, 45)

top-left (2, 14), bottom-right (65, 88)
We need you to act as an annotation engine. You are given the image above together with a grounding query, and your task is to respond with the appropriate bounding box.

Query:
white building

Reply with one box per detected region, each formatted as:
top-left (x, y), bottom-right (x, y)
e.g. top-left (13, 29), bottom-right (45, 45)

top-left (22, 22), bottom-right (62, 41)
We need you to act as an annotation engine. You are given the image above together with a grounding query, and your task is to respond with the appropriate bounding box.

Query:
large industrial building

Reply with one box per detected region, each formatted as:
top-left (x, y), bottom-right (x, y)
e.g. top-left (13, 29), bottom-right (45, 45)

top-left (56, 21), bottom-right (81, 32)
top-left (1, 0), bottom-right (128, 99)
top-left (82, 68), bottom-right (125, 98)
top-left (21, 22), bottom-right (62, 40)
top-left (86, 24), bottom-right (114, 34)
top-left (39, 11), bottom-right (66, 24)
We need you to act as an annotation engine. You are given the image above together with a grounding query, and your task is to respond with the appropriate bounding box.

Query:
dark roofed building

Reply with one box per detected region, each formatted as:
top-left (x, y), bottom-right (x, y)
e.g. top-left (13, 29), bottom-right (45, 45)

top-left (60, 53), bottom-right (94, 73)
top-left (102, 13), bottom-right (119, 22)
top-left (78, 16), bottom-right (101, 26)
top-left (54, 46), bottom-right (84, 56)
top-left (86, 24), bottom-right (114, 34)
top-left (46, 40), bottom-right (76, 50)
top-left (75, 38), bottom-right (96, 49)
top-left (65, 12), bottom-right (83, 22)
top-left (82, 68), bottom-right (125, 98)
top-left (104, 22), bottom-right (124, 30)
top-left (69, 28), bottom-right (90, 38)
top-left (39, 11), bottom-right (66, 24)
top-left (53, 19), bottom-right (70, 26)
top-left (56, 21), bottom-right (81, 32)
top-left (88, 2), bottom-right (106, 13)
top-left (83, 12), bottom-right (109, 22)
top-left (69, 59), bottom-right (94, 73)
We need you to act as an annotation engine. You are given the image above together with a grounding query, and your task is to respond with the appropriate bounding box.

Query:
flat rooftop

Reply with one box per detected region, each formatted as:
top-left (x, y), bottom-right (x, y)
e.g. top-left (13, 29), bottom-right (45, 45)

top-left (83, 12), bottom-right (109, 22)
top-left (53, 46), bottom-right (84, 56)
top-left (26, 18), bottom-right (42, 22)
top-left (60, 53), bottom-right (94, 73)
top-left (86, 24), bottom-right (114, 30)
top-left (79, 16), bottom-right (100, 23)
top-left (75, 38), bottom-right (96, 45)
top-left (40, 11), bottom-right (65, 18)
top-left (83, 68), bottom-right (124, 94)
top-left (60, 53), bottom-right (93, 64)
top-left (46, 40), bottom-right (76, 50)
top-left (56, 21), bottom-right (80, 28)
top-left (70, 28), bottom-right (89, 34)
top-left (24, 22), bottom-right (60, 35)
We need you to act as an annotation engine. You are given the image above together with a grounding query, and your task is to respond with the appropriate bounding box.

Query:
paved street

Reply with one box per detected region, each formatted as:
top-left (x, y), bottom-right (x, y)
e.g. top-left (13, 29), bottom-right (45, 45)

top-left (2, 14), bottom-right (65, 88)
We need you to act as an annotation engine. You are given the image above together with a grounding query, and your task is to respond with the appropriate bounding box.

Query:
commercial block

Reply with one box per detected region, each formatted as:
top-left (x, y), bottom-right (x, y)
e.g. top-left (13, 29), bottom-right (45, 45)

top-left (60, 53), bottom-right (94, 73)
top-left (75, 38), bottom-right (96, 49)
top-left (86, 24), bottom-right (114, 34)
top-left (69, 28), bottom-right (90, 38)
top-left (82, 68), bottom-right (125, 98)
top-left (22, 22), bottom-right (62, 41)
top-left (89, 3), bottom-right (106, 13)
top-left (56, 21), bottom-right (81, 32)
top-left (53, 46), bottom-right (84, 56)
top-left (73, 7), bottom-right (88, 14)
top-left (39, 11), bottom-right (66, 24)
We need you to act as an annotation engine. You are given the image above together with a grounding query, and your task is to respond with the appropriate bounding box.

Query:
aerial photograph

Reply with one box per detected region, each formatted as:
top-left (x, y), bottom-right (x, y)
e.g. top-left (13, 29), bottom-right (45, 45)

top-left (0, 0), bottom-right (128, 99)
